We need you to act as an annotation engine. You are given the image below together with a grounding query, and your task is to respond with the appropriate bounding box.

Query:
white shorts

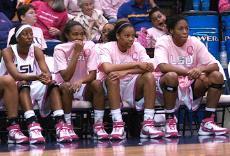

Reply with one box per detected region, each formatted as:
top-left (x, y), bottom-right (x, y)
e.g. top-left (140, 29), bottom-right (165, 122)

top-left (155, 73), bottom-right (203, 111)
top-left (73, 84), bottom-right (87, 101)
top-left (29, 81), bottom-right (50, 117)
top-left (103, 75), bottom-right (144, 110)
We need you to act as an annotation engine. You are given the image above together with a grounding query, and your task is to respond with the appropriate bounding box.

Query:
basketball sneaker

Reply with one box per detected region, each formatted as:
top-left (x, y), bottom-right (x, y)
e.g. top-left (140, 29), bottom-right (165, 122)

top-left (7, 124), bottom-right (29, 144)
top-left (140, 119), bottom-right (164, 139)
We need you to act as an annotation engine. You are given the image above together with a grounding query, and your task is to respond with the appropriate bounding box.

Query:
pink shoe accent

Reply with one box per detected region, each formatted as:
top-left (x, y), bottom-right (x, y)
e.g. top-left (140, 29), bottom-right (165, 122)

top-left (165, 118), bottom-right (179, 138)
top-left (28, 123), bottom-right (45, 144)
top-left (110, 121), bottom-right (126, 140)
top-left (93, 123), bottom-right (109, 140)
top-left (67, 125), bottom-right (79, 141)
top-left (7, 124), bottom-right (29, 144)
top-left (55, 121), bottom-right (72, 143)
top-left (140, 120), bottom-right (164, 138)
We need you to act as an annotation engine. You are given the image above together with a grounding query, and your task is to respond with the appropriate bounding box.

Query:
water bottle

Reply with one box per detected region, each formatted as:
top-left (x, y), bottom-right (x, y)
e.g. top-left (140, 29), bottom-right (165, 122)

top-left (193, 0), bottom-right (200, 11)
top-left (220, 41), bottom-right (228, 69)
top-left (201, 0), bottom-right (210, 11)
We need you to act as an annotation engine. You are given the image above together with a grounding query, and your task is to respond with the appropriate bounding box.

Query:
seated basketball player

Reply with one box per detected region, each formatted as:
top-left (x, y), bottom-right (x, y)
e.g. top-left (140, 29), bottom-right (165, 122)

top-left (2, 24), bottom-right (72, 143)
top-left (154, 15), bottom-right (228, 136)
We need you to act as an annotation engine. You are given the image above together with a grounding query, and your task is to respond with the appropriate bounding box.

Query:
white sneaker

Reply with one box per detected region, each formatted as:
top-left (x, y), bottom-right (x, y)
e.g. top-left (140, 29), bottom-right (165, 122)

top-left (198, 115), bottom-right (228, 136)
top-left (7, 124), bottom-right (29, 144)
top-left (165, 118), bottom-right (179, 138)
top-left (55, 121), bottom-right (72, 143)
top-left (110, 121), bottom-right (126, 140)
top-left (93, 123), bottom-right (109, 140)
top-left (67, 125), bottom-right (79, 141)
top-left (140, 120), bottom-right (164, 139)
top-left (28, 123), bottom-right (45, 144)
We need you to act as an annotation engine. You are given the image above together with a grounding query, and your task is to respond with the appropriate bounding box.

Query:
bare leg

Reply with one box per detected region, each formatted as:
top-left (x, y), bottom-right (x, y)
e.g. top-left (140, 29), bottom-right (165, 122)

top-left (105, 78), bottom-right (120, 110)
top-left (159, 72), bottom-right (179, 137)
top-left (59, 83), bottom-right (74, 113)
top-left (196, 71), bottom-right (227, 136)
top-left (85, 80), bottom-right (105, 110)
top-left (135, 73), bottom-right (164, 138)
top-left (160, 72), bottom-right (178, 110)
top-left (0, 76), bottom-right (19, 118)
top-left (206, 71), bottom-right (224, 108)
top-left (18, 81), bottom-right (33, 111)
top-left (135, 72), bottom-right (156, 109)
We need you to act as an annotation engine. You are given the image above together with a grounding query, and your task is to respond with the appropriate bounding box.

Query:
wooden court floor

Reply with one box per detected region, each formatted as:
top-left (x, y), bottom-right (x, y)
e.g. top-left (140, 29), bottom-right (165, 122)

top-left (0, 136), bottom-right (229, 156)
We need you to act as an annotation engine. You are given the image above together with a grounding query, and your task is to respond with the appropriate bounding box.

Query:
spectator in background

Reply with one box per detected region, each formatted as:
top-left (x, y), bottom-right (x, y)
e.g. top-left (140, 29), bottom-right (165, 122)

top-left (64, 0), bottom-right (103, 20)
top-left (64, 0), bottom-right (79, 19)
top-left (101, 0), bottom-right (128, 22)
top-left (7, 4), bottom-right (47, 50)
top-left (219, 0), bottom-right (230, 13)
top-left (117, 0), bottom-right (157, 31)
top-left (98, 23), bottom-right (115, 43)
top-left (72, 0), bottom-right (108, 42)
top-left (31, 0), bottom-right (68, 40)
top-left (146, 7), bottom-right (167, 48)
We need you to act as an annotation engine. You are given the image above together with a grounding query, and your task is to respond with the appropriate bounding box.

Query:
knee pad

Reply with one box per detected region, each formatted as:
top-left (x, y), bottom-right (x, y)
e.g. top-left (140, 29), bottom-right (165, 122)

top-left (18, 82), bottom-right (31, 92)
top-left (48, 81), bottom-right (59, 90)
top-left (162, 84), bottom-right (177, 92)
top-left (209, 83), bottom-right (224, 90)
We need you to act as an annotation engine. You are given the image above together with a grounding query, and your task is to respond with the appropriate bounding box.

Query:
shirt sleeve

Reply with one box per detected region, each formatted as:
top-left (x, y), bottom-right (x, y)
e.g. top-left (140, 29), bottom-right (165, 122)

top-left (154, 38), bottom-right (169, 68)
top-left (53, 47), bottom-right (68, 73)
top-left (195, 39), bottom-right (218, 66)
top-left (99, 47), bottom-right (112, 64)
top-left (136, 43), bottom-right (151, 63)
top-left (87, 45), bottom-right (98, 72)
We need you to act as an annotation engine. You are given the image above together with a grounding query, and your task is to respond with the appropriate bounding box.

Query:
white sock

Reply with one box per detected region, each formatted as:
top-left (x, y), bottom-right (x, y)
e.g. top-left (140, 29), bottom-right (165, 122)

top-left (94, 110), bottom-right (104, 124)
top-left (205, 107), bottom-right (216, 112)
top-left (64, 113), bottom-right (72, 125)
top-left (111, 109), bottom-right (122, 122)
top-left (53, 109), bottom-right (64, 117)
top-left (165, 108), bottom-right (175, 114)
top-left (144, 109), bottom-right (155, 121)
top-left (24, 110), bottom-right (36, 119)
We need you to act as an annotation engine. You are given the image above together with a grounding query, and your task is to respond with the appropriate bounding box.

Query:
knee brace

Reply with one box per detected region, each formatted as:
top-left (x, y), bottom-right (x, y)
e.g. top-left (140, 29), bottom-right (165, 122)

top-left (18, 82), bottom-right (31, 92)
top-left (162, 84), bottom-right (178, 92)
top-left (209, 83), bottom-right (224, 90)
top-left (48, 81), bottom-right (59, 90)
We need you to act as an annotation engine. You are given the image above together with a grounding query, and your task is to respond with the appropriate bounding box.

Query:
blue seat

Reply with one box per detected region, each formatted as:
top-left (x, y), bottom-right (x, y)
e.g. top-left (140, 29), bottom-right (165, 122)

top-left (0, 12), bottom-right (12, 49)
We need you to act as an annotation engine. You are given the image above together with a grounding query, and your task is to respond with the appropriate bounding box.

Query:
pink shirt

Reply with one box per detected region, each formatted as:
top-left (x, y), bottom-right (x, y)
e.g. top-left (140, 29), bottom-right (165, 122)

top-left (101, 0), bottom-right (128, 19)
top-left (53, 41), bottom-right (98, 84)
top-left (99, 41), bottom-right (152, 81)
top-left (154, 35), bottom-right (217, 72)
top-left (31, 1), bottom-right (68, 40)
top-left (146, 27), bottom-right (166, 48)
top-left (7, 26), bottom-right (47, 50)
top-left (219, 0), bottom-right (230, 13)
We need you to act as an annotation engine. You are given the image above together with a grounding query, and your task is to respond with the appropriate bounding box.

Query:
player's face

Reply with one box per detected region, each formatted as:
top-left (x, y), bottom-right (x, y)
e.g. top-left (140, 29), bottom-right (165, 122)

top-left (117, 26), bottom-right (135, 50)
top-left (66, 25), bottom-right (85, 41)
top-left (171, 19), bottom-right (189, 45)
top-left (17, 27), bottom-right (33, 46)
